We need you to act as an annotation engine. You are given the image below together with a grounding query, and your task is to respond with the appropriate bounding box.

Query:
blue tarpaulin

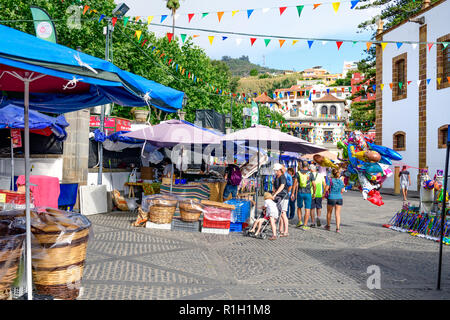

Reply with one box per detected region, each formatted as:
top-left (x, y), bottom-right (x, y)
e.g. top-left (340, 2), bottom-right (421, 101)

top-left (0, 104), bottom-right (69, 140)
top-left (0, 24), bottom-right (185, 114)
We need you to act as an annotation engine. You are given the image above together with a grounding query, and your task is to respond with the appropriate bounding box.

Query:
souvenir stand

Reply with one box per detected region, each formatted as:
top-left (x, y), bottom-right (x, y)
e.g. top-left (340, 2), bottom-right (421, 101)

top-left (0, 24), bottom-right (185, 300)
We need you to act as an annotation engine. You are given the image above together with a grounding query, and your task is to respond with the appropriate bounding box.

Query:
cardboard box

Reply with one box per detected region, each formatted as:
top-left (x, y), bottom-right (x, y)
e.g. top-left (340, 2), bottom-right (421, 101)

top-left (140, 167), bottom-right (154, 180)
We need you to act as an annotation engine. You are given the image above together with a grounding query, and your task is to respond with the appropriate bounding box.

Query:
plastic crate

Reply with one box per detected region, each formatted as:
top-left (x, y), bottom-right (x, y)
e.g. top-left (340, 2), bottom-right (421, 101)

top-left (0, 190), bottom-right (26, 205)
top-left (202, 218), bottom-right (230, 229)
top-left (229, 222), bottom-right (243, 232)
top-left (224, 199), bottom-right (251, 223)
top-left (201, 227), bottom-right (230, 235)
top-left (171, 218), bottom-right (200, 233)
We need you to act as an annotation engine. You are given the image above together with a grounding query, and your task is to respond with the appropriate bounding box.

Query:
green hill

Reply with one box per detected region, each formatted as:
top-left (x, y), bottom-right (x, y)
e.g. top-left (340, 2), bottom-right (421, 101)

top-left (218, 55), bottom-right (285, 77)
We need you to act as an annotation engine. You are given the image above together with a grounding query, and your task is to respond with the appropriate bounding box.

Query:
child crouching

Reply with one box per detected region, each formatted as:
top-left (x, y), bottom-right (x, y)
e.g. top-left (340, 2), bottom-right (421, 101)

top-left (248, 192), bottom-right (279, 240)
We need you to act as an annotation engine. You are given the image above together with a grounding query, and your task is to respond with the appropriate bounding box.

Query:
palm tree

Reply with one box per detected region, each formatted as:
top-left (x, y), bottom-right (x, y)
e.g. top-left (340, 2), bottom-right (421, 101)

top-left (165, 0), bottom-right (180, 36)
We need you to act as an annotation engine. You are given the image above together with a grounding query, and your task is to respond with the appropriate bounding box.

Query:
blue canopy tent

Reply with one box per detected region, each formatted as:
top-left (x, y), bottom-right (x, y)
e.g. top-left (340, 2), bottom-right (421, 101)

top-left (0, 104), bottom-right (70, 189)
top-left (0, 24), bottom-right (185, 300)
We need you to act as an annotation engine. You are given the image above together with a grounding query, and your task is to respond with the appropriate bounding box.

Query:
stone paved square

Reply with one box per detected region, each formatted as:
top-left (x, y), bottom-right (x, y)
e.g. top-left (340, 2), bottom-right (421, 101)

top-left (79, 191), bottom-right (450, 300)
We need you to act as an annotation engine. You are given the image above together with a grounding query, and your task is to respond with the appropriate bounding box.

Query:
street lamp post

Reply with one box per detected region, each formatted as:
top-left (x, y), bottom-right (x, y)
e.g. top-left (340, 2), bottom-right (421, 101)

top-left (97, 3), bottom-right (129, 185)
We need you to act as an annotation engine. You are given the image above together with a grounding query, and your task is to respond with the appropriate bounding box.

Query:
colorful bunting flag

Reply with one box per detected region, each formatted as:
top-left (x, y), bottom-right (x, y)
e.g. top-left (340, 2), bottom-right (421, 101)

top-left (147, 16), bottom-right (153, 25)
top-left (217, 11), bottom-right (224, 22)
top-left (279, 7), bottom-right (287, 15)
top-left (202, 12), bottom-right (209, 18)
top-left (247, 9), bottom-right (254, 18)
top-left (417, 80), bottom-right (422, 86)
top-left (437, 78), bottom-right (442, 85)
top-left (135, 16), bottom-right (141, 22)
top-left (427, 78), bottom-right (431, 84)
top-left (381, 42), bottom-right (387, 51)
top-left (264, 39), bottom-right (271, 47)
top-left (161, 15), bottom-right (168, 23)
top-left (399, 82), bottom-right (403, 89)
top-left (332, 2), bottom-right (340, 13)
top-left (193, 34), bottom-right (200, 38)
top-left (292, 40), bottom-right (299, 45)
top-left (208, 36), bottom-right (214, 45)
top-left (82, 5), bottom-right (90, 15)
top-left (250, 38), bottom-right (257, 46)
top-left (366, 42), bottom-right (372, 51)
top-left (296, 5), bottom-right (304, 17)
top-left (389, 83), bottom-right (393, 89)
top-left (166, 32), bottom-right (173, 43)
top-left (350, 0), bottom-right (360, 9)
top-left (308, 40), bottom-right (314, 48)
top-left (443, 42), bottom-right (449, 50)
top-left (428, 43), bottom-right (433, 51)
top-left (380, 84), bottom-right (384, 90)
top-left (188, 13), bottom-right (194, 22)
top-left (232, 10), bottom-right (239, 16)
top-left (222, 36), bottom-right (228, 41)
top-left (336, 41), bottom-right (343, 50)
top-left (180, 34), bottom-right (187, 43)
top-left (135, 30), bottom-right (142, 41)
top-left (98, 14), bottom-right (105, 22)
top-left (123, 16), bottom-right (129, 27)
top-left (313, 4), bottom-right (322, 9)
top-left (396, 42), bottom-right (403, 49)
top-left (111, 17), bottom-right (117, 27)
top-left (279, 39), bottom-right (285, 47)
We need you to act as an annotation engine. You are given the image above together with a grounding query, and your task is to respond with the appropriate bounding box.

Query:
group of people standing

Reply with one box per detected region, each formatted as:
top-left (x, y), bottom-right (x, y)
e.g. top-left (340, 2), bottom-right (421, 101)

top-left (267, 161), bottom-right (345, 239)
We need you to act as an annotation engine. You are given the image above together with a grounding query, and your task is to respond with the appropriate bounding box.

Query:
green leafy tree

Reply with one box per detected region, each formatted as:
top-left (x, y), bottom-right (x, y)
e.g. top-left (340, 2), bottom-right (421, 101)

top-left (0, 0), bottom-right (234, 123)
top-left (249, 69), bottom-right (258, 77)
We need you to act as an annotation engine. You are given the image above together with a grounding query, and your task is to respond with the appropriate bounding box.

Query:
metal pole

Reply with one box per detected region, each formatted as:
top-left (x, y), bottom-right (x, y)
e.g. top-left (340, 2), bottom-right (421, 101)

top-left (98, 21), bottom-right (111, 185)
top-left (24, 80), bottom-right (33, 300)
top-left (437, 126), bottom-right (450, 290)
top-left (255, 140), bottom-right (260, 218)
top-left (10, 131), bottom-right (14, 190)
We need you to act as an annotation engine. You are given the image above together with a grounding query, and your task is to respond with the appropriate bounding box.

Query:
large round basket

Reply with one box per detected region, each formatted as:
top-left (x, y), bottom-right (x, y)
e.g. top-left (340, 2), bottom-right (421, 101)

top-left (0, 220), bottom-right (26, 300)
top-left (148, 197), bottom-right (177, 224)
top-left (179, 201), bottom-right (203, 222)
top-left (31, 209), bottom-right (91, 300)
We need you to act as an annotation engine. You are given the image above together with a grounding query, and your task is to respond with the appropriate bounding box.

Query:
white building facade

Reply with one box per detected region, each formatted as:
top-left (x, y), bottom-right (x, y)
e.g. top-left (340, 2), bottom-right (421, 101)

top-left (376, 0), bottom-right (450, 191)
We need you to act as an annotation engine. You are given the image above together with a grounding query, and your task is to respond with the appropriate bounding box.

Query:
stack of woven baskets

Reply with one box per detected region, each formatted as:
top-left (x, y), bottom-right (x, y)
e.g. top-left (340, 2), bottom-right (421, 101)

top-left (30, 208), bottom-right (91, 300)
top-left (0, 211), bottom-right (26, 300)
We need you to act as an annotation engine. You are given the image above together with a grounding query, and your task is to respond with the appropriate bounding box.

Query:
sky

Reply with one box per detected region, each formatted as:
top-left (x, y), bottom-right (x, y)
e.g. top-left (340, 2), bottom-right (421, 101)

top-left (117, 0), bottom-right (381, 74)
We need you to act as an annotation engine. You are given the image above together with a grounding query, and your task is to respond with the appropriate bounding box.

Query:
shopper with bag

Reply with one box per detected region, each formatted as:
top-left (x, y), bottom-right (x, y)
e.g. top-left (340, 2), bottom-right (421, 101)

top-left (324, 168), bottom-right (345, 233)
top-left (223, 162), bottom-right (242, 200)
top-left (273, 163), bottom-right (289, 238)
top-left (293, 161), bottom-right (316, 231)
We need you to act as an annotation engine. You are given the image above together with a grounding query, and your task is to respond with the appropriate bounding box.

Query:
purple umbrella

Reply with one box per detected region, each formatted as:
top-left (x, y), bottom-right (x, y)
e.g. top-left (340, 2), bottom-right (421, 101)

top-left (221, 125), bottom-right (326, 153)
top-left (123, 119), bottom-right (222, 147)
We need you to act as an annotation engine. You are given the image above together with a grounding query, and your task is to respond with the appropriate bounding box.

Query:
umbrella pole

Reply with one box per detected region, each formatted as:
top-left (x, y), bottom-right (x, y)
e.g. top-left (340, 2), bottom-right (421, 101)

top-left (24, 80), bottom-right (33, 300)
top-left (10, 131), bottom-right (14, 190)
top-left (255, 140), bottom-right (260, 219)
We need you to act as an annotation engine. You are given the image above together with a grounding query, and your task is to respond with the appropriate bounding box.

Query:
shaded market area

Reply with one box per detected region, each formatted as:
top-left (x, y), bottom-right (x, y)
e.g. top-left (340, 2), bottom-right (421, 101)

top-left (1, 0), bottom-right (450, 302)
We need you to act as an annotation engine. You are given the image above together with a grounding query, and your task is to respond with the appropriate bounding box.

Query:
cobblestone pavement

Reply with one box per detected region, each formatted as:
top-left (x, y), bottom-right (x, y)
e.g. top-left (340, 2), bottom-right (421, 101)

top-left (79, 191), bottom-right (450, 300)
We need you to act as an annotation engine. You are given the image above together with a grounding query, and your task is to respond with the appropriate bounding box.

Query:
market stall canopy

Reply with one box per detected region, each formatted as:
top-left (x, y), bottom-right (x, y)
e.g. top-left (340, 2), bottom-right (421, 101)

top-left (221, 125), bottom-right (327, 154)
top-left (123, 119), bottom-right (222, 148)
top-left (302, 150), bottom-right (339, 161)
top-left (0, 24), bottom-right (185, 113)
top-left (0, 104), bottom-right (69, 140)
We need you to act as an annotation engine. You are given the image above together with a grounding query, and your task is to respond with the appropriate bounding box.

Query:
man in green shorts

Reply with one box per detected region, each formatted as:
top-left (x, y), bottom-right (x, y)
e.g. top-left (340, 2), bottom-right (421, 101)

top-left (309, 164), bottom-right (327, 227)
top-left (292, 161), bottom-right (316, 230)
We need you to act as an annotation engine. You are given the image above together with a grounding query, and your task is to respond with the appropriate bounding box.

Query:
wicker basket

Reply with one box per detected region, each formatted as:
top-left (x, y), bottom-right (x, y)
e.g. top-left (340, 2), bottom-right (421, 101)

top-left (147, 196), bottom-right (177, 224)
top-left (179, 200), bottom-right (203, 222)
top-left (0, 220), bottom-right (26, 300)
top-left (31, 209), bottom-right (91, 300)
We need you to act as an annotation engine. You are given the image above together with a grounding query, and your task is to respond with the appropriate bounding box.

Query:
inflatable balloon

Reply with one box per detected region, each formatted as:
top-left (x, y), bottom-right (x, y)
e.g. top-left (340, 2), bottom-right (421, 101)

top-left (367, 142), bottom-right (402, 161)
top-left (313, 154), bottom-right (339, 169)
top-left (423, 180), bottom-right (435, 190)
top-left (337, 141), bottom-right (349, 159)
top-left (367, 189), bottom-right (384, 206)
top-left (352, 150), bottom-right (381, 163)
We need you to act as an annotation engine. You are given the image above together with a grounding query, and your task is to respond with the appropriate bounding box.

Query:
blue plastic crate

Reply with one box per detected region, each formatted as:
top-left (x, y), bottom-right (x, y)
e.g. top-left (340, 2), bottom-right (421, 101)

top-left (229, 222), bottom-right (243, 232)
top-left (224, 199), bottom-right (251, 223)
